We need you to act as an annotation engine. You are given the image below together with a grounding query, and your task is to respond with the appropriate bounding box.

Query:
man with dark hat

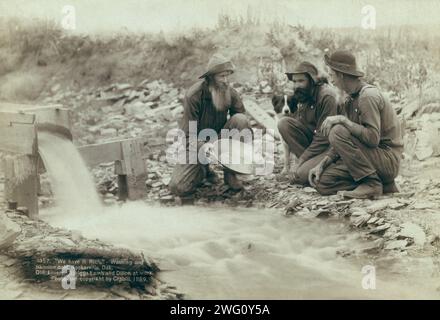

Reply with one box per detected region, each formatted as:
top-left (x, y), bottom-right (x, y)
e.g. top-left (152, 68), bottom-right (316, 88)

top-left (309, 50), bottom-right (403, 198)
top-left (277, 61), bottom-right (339, 184)
top-left (168, 53), bottom-right (252, 196)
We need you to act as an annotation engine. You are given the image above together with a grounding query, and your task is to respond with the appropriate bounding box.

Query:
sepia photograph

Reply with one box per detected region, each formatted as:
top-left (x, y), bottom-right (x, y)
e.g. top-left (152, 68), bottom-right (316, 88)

top-left (0, 0), bottom-right (440, 305)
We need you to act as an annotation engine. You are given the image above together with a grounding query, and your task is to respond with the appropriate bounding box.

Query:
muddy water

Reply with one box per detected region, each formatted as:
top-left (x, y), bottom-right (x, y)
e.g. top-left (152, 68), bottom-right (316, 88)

top-left (41, 203), bottom-right (440, 299)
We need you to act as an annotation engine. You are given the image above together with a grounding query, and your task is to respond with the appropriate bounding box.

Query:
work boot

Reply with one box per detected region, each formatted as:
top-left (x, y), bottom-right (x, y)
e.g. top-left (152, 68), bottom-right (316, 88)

top-left (383, 180), bottom-right (400, 194)
top-left (223, 169), bottom-right (244, 191)
top-left (340, 173), bottom-right (383, 199)
top-left (205, 166), bottom-right (219, 184)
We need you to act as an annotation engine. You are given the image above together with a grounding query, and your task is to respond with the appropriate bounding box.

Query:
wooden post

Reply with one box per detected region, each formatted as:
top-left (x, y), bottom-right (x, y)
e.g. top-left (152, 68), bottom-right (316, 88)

top-left (0, 111), bottom-right (39, 219)
top-left (120, 140), bottom-right (147, 200)
top-left (78, 138), bottom-right (148, 201)
top-left (3, 155), bottom-right (39, 219)
top-left (114, 159), bottom-right (128, 201)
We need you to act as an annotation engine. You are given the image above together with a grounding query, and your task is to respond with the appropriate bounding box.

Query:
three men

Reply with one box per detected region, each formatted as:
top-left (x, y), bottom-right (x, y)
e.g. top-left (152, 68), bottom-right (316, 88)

top-left (168, 54), bottom-right (252, 196)
top-left (309, 50), bottom-right (403, 198)
top-left (277, 61), bottom-right (339, 184)
top-left (169, 50), bottom-right (403, 200)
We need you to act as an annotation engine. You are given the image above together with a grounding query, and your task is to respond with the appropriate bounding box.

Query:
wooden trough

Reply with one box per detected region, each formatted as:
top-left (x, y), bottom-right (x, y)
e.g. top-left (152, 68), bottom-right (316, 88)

top-left (77, 138), bottom-right (147, 201)
top-left (0, 102), bottom-right (148, 219)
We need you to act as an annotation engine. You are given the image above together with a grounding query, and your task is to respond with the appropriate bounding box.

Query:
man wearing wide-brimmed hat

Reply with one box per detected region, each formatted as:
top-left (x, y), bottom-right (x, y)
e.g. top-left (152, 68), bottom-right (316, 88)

top-left (169, 53), bottom-right (252, 196)
top-left (309, 50), bottom-right (403, 199)
top-left (276, 61), bottom-right (339, 184)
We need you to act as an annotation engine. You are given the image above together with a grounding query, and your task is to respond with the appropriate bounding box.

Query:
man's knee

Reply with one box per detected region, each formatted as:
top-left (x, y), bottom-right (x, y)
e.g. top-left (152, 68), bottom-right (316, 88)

top-left (277, 117), bottom-right (302, 139)
top-left (295, 165), bottom-right (311, 185)
top-left (168, 165), bottom-right (205, 196)
top-left (328, 124), bottom-right (350, 146)
top-left (228, 113), bottom-right (250, 130)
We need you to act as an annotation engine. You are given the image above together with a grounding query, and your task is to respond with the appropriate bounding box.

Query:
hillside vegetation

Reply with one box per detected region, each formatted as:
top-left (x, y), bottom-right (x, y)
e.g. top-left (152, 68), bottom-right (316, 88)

top-left (0, 15), bottom-right (439, 110)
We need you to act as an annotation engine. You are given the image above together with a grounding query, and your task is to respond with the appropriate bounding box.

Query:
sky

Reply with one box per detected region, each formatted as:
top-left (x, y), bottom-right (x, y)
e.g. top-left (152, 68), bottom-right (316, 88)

top-left (1, 0), bottom-right (439, 34)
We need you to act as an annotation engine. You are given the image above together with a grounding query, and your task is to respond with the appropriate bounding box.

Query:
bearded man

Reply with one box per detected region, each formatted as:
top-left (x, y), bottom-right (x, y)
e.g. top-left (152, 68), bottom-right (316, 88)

top-left (277, 61), bottom-right (339, 184)
top-left (168, 54), bottom-right (252, 196)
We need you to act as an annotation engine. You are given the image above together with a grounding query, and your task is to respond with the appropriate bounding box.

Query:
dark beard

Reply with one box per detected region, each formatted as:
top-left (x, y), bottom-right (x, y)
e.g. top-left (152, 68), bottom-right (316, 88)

top-left (293, 87), bottom-right (312, 103)
top-left (209, 83), bottom-right (231, 112)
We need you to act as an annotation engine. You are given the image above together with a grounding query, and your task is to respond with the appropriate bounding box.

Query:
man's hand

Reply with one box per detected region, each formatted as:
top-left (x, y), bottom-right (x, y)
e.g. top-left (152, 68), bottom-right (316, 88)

top-left (308, 163), bottom-right (324, 188)
top-left (308, 156), bottom-right (333, 187)
top-left (320, 115), bottom-right (347, 137)
top-left (199, 142), bottom-right (216, 164)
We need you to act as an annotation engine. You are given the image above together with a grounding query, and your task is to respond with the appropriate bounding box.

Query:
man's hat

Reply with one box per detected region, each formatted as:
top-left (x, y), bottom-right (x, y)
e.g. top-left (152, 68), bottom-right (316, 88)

top-left (324, 50), bottom-right (364, 77)
top-left (199, 53), bottom-right (235, 79)
top-left (285, 61), bottom-right (319, 83)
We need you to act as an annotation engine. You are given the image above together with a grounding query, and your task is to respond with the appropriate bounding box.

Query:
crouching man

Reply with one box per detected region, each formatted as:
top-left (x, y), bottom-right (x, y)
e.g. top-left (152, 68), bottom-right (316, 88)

top-left (309, 50), bottom-right (403, 198)
top-left (168, 54), bottom-right (252, 196)
top-left (277, 61), bottom-right (339, 184)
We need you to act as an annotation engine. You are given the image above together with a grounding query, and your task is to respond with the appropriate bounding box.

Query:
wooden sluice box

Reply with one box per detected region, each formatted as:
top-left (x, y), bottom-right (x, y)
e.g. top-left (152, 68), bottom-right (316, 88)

top-left (0, 102), bottom-right (148, 219)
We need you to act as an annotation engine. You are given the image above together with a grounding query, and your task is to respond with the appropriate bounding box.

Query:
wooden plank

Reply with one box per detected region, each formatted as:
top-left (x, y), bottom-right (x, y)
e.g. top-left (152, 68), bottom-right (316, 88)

top-left (0, 103), bottom-right (70, 131)
top-left (114, 160), bottom-right (127, 175)
top-left (0, 111), bottom-right (35, 126)
top-left (121, 139), bottom-right (147, 200)
top-left (0, 102), bottom-right (62, 112)
top-left (77, 137), bottom-right (150, 167)
top-left (33, 107), bottom-right (71, 132)
top-left (78, 141), bottom-right (123, 167)
top-left (243, 97), bottom-right (280, 139)
top-left (3, 156), bottom-right (39, 219)
top-left (0, 123), bottom-right (37, 155)
top-left (16, 166), bottom-right (39, 219)
top-left (121, 140), bottom-right (145, 176)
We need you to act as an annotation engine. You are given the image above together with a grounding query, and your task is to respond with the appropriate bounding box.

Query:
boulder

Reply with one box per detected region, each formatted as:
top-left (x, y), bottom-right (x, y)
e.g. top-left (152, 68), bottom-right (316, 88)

top-left (414, 122), bottom-right (440, 161)
top-left (398, 222), bottom-right (426, 246)
top-left (124, 101), bottom-right (148, 117)
top-left (0, 215), bottom-right (21, 250)
top-left (262, 85), bottom-right (272, 94)
top-left (144, 91), bottom-right (161, 103)
top-left (351, 214), bottom-right (371, 228)
top-left (100, 128), bottom-right (118, 137)
top-left (385, 239), bottom-right (408, 250)
top-left (368, 223), bottom-right (391, 235)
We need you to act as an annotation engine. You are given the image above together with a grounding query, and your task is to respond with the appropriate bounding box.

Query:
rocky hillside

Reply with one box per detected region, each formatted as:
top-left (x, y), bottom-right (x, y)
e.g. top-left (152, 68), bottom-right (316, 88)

top-left (1, 17), bottom-right (439, 104)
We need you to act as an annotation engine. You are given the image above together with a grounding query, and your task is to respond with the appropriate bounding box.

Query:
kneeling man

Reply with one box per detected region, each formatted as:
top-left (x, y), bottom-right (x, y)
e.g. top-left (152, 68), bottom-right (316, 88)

top-left (169, 54), bottom-right (252, 196)
top-left (309, 50), bottom-right (403, 198)
top-left (277, 61), bottom-right (339, 184)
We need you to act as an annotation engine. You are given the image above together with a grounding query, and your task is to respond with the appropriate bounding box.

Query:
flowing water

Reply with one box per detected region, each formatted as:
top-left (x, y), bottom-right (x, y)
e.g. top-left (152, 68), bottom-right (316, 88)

top-left (38, 132), bottom-right (103, 215)
top-left (38, 132), bottom-right (440, 299)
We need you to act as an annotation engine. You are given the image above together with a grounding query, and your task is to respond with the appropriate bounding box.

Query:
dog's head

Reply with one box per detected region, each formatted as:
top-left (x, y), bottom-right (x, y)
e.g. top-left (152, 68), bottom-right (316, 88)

top-left (271, 94), bottom-right (297, 115)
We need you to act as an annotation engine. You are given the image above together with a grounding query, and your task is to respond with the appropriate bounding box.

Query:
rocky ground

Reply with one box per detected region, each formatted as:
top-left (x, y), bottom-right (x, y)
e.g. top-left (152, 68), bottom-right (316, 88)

top-left (2, 78), bottom-right (440, 298)
top-left (0, 198), bottom-right (182, 300)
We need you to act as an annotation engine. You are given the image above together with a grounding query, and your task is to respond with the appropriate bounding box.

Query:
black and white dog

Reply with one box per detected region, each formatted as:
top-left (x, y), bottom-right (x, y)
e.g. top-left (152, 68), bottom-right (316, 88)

top-left (271, 94), bottom-right (298, 174)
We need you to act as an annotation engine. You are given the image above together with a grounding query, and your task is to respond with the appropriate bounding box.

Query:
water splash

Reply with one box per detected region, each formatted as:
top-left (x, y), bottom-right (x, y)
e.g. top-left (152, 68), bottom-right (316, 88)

top-left (38, 131), bottom-right (103, 215)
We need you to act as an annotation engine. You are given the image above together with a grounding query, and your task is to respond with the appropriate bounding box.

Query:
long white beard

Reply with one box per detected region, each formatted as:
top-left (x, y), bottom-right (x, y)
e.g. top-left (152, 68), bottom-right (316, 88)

top-left (209, 84), bottom-right (231, 112)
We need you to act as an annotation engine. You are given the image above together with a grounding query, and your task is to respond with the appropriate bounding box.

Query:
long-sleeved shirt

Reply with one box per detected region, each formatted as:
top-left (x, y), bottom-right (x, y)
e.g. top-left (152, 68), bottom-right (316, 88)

top-left (326, 82), bottom-right (404, 161)
top-left (294, 83), bottom-right (340, 164)
top-left (180, 79), bottom-right (246, 137)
